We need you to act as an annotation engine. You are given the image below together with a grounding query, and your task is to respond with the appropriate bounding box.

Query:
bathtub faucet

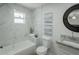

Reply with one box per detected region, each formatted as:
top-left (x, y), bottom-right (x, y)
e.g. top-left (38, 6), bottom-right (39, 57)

top-left (0, 45), bottom-right (3, 48)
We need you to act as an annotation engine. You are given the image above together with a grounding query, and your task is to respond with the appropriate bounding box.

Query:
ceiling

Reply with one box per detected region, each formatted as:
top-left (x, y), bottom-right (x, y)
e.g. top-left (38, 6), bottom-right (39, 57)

top-left (19, 3), bottom-right (45, 10)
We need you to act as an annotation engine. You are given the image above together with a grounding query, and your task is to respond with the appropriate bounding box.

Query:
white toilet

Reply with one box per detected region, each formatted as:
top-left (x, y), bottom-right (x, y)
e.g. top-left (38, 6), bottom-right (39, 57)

top-left (36, 36), bottom-right (51, 55)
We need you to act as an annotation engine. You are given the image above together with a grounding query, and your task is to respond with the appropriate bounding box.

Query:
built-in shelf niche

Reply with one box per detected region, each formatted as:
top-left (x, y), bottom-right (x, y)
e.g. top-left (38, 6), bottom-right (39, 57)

top-left (43, 12), bottom-right (53, 37)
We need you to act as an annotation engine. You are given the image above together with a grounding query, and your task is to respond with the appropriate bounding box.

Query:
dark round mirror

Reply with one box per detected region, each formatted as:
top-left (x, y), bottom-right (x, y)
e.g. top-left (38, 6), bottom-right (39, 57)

top-left (63, 4), bottom-right (79, 32)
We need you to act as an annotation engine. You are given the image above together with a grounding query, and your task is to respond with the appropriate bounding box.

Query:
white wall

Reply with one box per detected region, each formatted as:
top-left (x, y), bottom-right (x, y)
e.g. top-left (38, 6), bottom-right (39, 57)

top-left (0, 3), bottom-right (31, 46)
top-left (33, 3), bottom-right (78, 54)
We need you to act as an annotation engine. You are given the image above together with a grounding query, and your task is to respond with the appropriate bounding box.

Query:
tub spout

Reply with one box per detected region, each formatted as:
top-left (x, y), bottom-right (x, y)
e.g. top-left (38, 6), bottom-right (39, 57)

top-left (0, 45), bottom-right (3, 48)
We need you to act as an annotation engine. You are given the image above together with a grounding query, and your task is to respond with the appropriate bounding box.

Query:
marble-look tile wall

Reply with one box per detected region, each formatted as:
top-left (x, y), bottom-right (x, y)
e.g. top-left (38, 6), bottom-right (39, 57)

top-left (0, 3), bottom-right (31, 46)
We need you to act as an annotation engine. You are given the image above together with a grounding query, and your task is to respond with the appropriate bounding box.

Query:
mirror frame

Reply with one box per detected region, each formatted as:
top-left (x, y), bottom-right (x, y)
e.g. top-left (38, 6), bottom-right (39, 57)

top-left (63, 4), bottom-right (79, 32)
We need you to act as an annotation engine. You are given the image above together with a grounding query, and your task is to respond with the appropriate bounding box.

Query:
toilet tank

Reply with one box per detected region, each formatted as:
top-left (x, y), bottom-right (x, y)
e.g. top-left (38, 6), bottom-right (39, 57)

top-left (29, 34), bottom-right (40, 46)
top-left (42, 36), bottom-right (51, 48)
top-left (29, 34), bottom-right (37, 43)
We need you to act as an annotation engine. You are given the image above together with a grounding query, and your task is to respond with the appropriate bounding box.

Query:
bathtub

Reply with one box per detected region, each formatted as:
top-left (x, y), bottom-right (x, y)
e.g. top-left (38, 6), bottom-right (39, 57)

top-left (0, 40), bottom-right (36, 55)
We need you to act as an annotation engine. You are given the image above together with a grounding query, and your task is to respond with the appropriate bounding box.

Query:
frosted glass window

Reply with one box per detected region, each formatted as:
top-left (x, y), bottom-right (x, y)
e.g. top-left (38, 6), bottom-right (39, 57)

top-left (14, 19), bottom-right (24, 23)
top-left (14, 9), bottom-right (25, 24)
top-left (14, 12), bottom-right (24, 18)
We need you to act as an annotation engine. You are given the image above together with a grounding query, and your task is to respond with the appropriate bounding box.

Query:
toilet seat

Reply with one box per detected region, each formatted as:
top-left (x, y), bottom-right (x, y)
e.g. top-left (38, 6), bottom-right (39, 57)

top-left (36, 46), bottom-right (48, 55)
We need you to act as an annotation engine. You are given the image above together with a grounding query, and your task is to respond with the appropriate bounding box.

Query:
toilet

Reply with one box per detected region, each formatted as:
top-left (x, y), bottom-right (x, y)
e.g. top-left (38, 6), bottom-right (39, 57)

top-left (36, 46), bottom-right (48, 55)
top-left (36, 36), bottom-right (51, 55)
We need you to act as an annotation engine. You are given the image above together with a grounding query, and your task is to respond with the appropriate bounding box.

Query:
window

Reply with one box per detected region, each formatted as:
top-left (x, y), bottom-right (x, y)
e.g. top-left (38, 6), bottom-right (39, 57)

top-left (14, 9), bottom-right (25, 24)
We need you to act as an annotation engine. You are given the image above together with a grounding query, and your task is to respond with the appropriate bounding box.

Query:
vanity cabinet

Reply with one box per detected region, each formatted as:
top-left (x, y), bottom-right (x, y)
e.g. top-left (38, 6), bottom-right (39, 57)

top-left (56, 35), bottom-right (79, 55)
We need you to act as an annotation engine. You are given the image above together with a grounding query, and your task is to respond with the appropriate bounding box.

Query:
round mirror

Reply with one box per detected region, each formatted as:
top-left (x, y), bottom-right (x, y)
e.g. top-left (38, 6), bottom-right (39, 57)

top-left (63, 4), bottom-right (79, 32)
top-left (68, 10), bottom-right (79, 26)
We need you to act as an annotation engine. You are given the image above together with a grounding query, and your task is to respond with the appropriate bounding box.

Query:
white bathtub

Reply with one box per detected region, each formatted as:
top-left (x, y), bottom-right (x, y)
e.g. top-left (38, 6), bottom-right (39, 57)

top-left (0, 40), bottom-right (36, 55)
